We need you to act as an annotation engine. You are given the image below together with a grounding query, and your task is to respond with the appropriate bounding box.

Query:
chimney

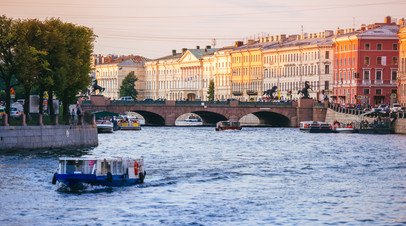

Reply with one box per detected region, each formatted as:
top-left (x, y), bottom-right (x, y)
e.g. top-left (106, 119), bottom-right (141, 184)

top-left (247, 40), bottom-right (255, 45)
top-left (172, 49), bottom-right (176, 56)
top-left (360, 24), bottom-right (366, 31)
top-left (206, 45), bottom-right (211, 49)
top-left (182, 48), bottom-right (187, 54)
top-left (384, 16), bottom-right (391, 24)
top-left (235, 41), bottom-right (243, 47)
top-left (324, 30), bottom-right (333, 37)
top-left (399, 18), bottom-right (405, 26)
top-left (279, 34), bottom-right (286, 42)
top-left (268, 36), bottom-right (273, 42)
top-left (196, 46), bottom-right (200, 49)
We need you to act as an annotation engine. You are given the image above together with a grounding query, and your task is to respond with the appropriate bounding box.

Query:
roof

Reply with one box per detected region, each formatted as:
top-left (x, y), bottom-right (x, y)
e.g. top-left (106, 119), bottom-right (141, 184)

top-left (93, 111), bottom-right (119, 118)
top-left (188, 48), bottom-right (220, 59)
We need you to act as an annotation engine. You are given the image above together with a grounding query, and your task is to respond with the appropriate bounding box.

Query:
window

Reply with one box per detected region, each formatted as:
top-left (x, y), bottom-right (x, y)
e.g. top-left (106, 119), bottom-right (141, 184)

top-left (364, 70), bottom-right (370, 80)
top-left (364, 89), bottom-right (370, 95)
top-left (376, 89), bottom-right (382, 95)
top-left (348, 57), bottom-right (351, 65)
top-left (344, 58), bottom-right (347, 66)
top-left (377, 43), bottom-right (382, 50)
top-left (325, 51), bottom-right (329, 59)
top-left (393, 44), bottom-right (398, 50)
top-left (392, 71), bottom-right (397, 80)
top-left (325, 65), bottom-right (329, 74)
top-left (353, 57), bottom-right (355, 65)
top-left (377, 56), bottom-right (382, 65)
top-left (392, 57), bottom-right (398, 65)
top-left (376, 71), bottom-right (382, 80)
top-left (364, 56), bottom-right (370, 65)
top-left (365, 43), bottom-right (370, 50)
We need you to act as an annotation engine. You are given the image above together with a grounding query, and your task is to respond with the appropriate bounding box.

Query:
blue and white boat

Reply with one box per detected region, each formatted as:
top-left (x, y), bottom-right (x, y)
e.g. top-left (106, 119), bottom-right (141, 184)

top-left (52, 157), bottom-right (146, 188)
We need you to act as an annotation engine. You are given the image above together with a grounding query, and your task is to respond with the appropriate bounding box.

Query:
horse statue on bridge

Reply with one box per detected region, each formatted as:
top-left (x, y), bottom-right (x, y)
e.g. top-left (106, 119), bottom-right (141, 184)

top-left (91, 79), bottom-right (105, 95)
top-left (263, 86), bottom-right (278, 100)
top-left (297, 81), bottom-right (311, 99)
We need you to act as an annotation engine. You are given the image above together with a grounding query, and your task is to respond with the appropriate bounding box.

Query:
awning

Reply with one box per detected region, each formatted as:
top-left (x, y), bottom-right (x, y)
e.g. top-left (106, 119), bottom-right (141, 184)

top-left (93, 111), bottom-right (119, 118)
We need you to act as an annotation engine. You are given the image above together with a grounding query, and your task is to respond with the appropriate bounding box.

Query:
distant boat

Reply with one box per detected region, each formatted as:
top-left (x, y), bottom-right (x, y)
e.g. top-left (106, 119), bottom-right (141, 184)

top-left (215, 121), bottom-right (242, 131)
top-left (175, 115), bottom-right (203, 126)
top-left (96, 120), bottom-right (114, 133)
top-left (117, 115), bottom-right (141, 130)
top-left (331, 122), bottom-right (355, 133)
top-left (52, 157), bottom-right (146, 188)
top-left (94, 111), bottom-right (119, 133)
top-left (299, 121), bottom-right (332, 133)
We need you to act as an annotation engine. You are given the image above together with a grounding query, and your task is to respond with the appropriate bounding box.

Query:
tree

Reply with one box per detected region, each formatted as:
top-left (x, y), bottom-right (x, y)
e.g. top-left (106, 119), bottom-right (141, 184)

top-left (14, 19), bottom-right (49, 117)
top-left (44, 19), bottom-right (95, 118)
top-left (119, 71), bottom-right (138, 100)
top-left (207, 80), bottom-right (215, 101)
top-left (0, 15), bottom-right (17, 118)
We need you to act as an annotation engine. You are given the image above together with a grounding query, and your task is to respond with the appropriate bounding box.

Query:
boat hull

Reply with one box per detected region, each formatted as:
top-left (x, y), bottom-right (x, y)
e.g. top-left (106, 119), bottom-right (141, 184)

top-left (216, 126), bottom-right (242, 131)
top-left (55, 173), bottom-right (144, 188)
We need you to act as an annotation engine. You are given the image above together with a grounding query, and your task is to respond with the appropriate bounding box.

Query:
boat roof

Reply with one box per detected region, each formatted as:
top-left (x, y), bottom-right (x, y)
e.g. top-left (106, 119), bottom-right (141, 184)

top-left (358, 111), bottom-right (389, 118)
top-left (93, 111), bottom-right (119, 118)
top-left (59, 156), bottom-right (140, 161)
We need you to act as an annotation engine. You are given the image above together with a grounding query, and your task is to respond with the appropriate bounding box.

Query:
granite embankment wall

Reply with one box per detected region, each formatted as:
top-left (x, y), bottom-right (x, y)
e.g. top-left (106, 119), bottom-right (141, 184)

top-left (325, 108), bottom-right (406, 134)
top-left (0, 124), bottom-right (98, 150)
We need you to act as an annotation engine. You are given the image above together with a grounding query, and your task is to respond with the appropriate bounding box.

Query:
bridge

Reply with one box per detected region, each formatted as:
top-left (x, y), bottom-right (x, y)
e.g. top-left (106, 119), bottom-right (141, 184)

top-left (81, 95), bottom-right (328, 127)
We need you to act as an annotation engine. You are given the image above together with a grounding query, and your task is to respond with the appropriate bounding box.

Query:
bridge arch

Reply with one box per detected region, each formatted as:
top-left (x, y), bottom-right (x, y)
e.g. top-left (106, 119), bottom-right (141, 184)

top-left (129, 110), bottom-right (165, 126)
top-left (248, 111), bottom-right (291, 127)
top-left (189, 111), bottom-right (227, 125)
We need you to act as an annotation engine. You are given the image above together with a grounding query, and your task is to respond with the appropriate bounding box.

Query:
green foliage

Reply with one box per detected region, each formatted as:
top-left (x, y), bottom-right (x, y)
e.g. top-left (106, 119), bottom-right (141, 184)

top-left (0, 15), bottom-right (95, 119)
top-left (119, 71), bottom-right (138, 100)
top-left (207, 80), bottom-right (215, 101)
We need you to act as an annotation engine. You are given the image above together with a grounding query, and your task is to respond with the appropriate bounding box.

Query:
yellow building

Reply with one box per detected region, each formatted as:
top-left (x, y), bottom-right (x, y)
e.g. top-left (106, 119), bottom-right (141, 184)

top-left (398, 21), bottom-right (406, 107)
top-left (230, 40), bottom-right (264, 101)
top-left (94, 55), bottom-right (149, 100)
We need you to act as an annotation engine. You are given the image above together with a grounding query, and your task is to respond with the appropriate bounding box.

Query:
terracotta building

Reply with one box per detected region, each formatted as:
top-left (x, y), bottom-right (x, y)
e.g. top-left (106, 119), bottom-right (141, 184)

top-left (332, 17), bottom-right (399, 106)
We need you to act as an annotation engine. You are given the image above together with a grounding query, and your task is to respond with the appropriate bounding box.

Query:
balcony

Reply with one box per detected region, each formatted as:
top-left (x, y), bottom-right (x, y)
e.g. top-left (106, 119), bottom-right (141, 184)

top-left (375, 80), bottom-right (383, 85)
top-left (362, 80), bottom-right (371, 85)
top-left (246, 90), bottom-right (258, 95)
top-left (232, 91), bottom-right (243, 96)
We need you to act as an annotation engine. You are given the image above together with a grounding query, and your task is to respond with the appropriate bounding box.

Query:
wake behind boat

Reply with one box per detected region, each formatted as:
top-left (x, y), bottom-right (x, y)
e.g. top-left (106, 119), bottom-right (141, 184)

top-left (52, 157), bottom-right (146, 188)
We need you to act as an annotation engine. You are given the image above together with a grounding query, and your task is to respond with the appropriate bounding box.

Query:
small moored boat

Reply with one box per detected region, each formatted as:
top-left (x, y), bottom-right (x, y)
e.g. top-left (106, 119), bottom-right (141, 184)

top-left (96, 120), bottom-right (114, 133)
top-left (52, 157), bottom-right (146, 188)
top-left (299, 121), bottom-right (332, 133)
top-left (331, 122), bottom-right (355, 133)
top-left (216, 121), bottom-right (242, 131)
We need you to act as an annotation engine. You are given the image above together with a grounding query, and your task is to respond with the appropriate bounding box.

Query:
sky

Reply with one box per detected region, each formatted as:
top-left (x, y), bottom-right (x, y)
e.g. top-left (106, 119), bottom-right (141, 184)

top-left (1, 0), bottom-right (405, 59)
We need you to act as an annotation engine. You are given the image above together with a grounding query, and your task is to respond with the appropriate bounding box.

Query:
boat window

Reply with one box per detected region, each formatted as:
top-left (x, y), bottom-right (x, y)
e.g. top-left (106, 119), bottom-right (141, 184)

top-left (223, 122), bottom-right (230, 126)
top-left (117, 161), bottom-right (123, 174)
top-left (101, 161), bottom-right (111, 175)
top-left (65, 161), bottom-right (77, 173)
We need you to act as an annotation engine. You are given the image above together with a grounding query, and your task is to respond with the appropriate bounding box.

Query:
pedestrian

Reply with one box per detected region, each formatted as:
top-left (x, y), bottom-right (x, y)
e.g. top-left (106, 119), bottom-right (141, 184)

top-left (71, 108), bottom-right (75, 121)
top-left (76, 108), bottom-right (81, 116)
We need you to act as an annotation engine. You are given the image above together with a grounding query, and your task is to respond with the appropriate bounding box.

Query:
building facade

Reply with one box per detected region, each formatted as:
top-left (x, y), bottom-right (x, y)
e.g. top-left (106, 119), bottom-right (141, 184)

top-left (94, 55), bottom-right (149, 100)
top-left (262, 32), bottom-right (334, 101)
top-left (333, 18), bottom-right (399, 106)
top-left (398, 22), bottom-right (406, 107)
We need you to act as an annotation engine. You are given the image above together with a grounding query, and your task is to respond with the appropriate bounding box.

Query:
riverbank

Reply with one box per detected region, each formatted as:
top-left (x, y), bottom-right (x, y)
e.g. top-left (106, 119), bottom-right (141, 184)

top-left (0, 124), bottom-right (98, 150)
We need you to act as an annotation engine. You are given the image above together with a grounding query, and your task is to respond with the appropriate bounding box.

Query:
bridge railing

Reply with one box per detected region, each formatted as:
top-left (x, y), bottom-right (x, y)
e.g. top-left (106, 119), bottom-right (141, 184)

top-left (110, 100), bottom-right (166, 105)
top-left (238, 101), bottom-right (292, 107)
top-left (175, 101), bottom-right (230, 106)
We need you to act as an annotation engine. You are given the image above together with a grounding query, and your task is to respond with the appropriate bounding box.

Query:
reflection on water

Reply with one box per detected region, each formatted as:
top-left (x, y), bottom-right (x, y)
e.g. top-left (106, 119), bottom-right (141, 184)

top-left (1, 127), bottom-right (406, 225)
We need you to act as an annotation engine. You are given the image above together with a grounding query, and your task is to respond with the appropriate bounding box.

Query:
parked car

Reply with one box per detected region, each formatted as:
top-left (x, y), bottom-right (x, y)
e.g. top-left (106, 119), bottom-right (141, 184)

top-left (391, 103), bottom-right (403, 112)
top-left (10, 107), bottom-right (22, 119)
top-left (119, 96), bottom-right (134, 101)
top-left (143, 98), bottom-right (154, 102)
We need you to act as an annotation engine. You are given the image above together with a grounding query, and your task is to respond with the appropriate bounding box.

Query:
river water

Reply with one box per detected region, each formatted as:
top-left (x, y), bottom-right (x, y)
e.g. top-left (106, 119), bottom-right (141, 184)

top-left (1, 127), bottom-right (406, 225)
